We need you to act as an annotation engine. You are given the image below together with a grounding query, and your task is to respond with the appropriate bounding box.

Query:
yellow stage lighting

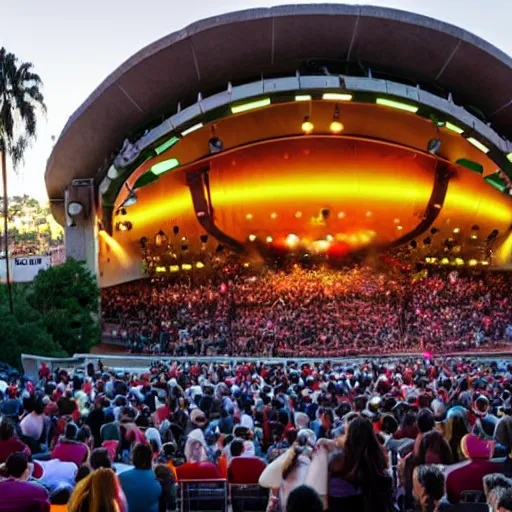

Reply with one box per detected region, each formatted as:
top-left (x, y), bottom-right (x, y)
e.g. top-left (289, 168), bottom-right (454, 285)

top-left (301, 116), bottom-right (314, 134)
top-left (329, 120), bottom-right (344, 133)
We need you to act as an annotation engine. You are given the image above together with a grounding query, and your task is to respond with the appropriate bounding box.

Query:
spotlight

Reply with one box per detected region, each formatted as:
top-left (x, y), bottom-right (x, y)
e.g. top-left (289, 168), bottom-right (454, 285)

top-left (208, 136), bottom-right (224, 154)
top-left (67, 201), bottom-right (84, 217)
top-left (286, 234), bottom-right (300, 247)
top-left (397, 225), bottom-right (403, 231)
top-left (248, 234), bottom-right (256, 242)
top-left (200, 235), bottom-right (208, 244)
top-left (181, 244), bottom-right (188, 251)
top-left (430, 228), bottom-right (439, 235)
top-left (173, 226), bottom-right (180, 235)
top-left (245, 213), bottom-right (253, 220)
top-left (270, 212), bottom-right (278, 220)
top-left (266, 236), bottom-right (273, 243)
top-left (326, 234), bottom-right (334, 242)
top-left (216, 244), bottom-right (224, 253)
top-left (470, 234), bottom-right (478, 240)
top-left (410, 240), bottom-right (417, 249)
top-left (181, 236), bottom-right (188, 242)
top-left (295, 211), bottom-right (303, 219)
top-left (329, 104), bottom-right (344, 134)
top-left (116, 221), bottom-right (132, 232)
top-left (301, 116), bottom-right (314, 134)
top-left (338, 211), bottom-right (346, 219)
top-left (433, 203), bottom-right (442, 209)
top-left (468, 259), bottom-right (478, 266)
top-left (196, 261), bottom-right (205, 269)
top-left (427, 138), bottom-right (442, 155)
top-left (121, 184), bottom-right (137, 207)
top-left (487, 229), bottom-right (499, 240)
top-left (321, 208), bottom-right (331, 219)
top-left (453, 227), bottom-right (461, 234)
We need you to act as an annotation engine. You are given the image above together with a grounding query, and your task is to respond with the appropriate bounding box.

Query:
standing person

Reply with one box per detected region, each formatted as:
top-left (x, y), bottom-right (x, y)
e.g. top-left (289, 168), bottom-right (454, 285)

top-left (328, 416), bottom-right (394, 511)
top-left (0, 452), bottom-right (50, 512)
top-left (118, 443), bottom-right (162, 512)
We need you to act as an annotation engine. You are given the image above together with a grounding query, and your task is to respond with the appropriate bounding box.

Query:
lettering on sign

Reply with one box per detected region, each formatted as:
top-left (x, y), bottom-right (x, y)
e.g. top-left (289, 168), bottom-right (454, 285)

top-left (15, 258), bottom-right (42, 266)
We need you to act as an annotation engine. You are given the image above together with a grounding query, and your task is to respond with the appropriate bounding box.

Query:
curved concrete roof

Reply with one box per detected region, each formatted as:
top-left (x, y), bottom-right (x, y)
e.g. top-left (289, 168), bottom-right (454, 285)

top-left (45, 4), bottom-right (512, 202)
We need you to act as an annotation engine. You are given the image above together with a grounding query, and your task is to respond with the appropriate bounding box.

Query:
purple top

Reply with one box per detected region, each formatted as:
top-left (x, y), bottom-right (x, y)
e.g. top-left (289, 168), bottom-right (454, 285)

top-left (0, 478), bottom-right (50, 512)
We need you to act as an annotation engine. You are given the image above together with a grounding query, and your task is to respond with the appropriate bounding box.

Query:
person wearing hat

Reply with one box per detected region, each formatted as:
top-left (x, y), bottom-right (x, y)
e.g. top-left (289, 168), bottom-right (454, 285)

top-left (0, 452), bottom-right (50, 512)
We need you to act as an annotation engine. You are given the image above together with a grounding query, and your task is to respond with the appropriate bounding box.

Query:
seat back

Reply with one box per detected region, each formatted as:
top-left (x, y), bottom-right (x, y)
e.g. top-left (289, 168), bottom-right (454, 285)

top-left (230, 484), bottom-right (269, 512)
top-left (102, 440), bottom-right (119, 462)
top-left (177, 479), bottom-right (228, 512)
top-left (460, 490), bottom-right (485, 504)
top-left (228, 457), bottom-right (266, 484)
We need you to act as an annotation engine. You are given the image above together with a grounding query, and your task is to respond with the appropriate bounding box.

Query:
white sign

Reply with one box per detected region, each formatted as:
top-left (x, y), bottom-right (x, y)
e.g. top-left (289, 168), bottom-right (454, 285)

top-left (0, 256), bottom-right (52, 283)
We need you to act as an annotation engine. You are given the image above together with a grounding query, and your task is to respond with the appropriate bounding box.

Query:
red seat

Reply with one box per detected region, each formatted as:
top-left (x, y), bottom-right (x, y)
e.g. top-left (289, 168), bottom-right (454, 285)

top-left (228, 457), bottom-right (266, 484)
top-left (176, 462), bottom-right (220, 481)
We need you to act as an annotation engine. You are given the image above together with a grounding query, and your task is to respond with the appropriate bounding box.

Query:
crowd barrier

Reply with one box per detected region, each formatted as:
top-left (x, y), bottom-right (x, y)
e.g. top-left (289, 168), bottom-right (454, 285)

top-left (20, 349), bottom-right (512, 381)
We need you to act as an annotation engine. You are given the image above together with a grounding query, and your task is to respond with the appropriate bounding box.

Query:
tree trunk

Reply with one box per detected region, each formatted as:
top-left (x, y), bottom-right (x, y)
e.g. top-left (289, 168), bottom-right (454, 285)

top-left (1, 150), bottom-right (14, 313)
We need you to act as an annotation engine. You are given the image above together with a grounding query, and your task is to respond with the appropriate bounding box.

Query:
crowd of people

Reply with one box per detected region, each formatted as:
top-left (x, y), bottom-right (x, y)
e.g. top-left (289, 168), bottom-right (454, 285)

top-left (102, 266), bottom-right (512, 357)
top-left (3, 356), bottom-right (512, 511)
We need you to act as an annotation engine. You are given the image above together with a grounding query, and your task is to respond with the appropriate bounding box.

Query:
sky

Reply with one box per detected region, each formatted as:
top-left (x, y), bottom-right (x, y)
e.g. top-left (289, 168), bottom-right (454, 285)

top-left (2, 0), bottom-right (512, 201)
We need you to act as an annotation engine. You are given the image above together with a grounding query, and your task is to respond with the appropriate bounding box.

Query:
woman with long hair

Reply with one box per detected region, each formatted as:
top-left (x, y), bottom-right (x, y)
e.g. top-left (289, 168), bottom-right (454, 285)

top-left (444, 413), bottom-right (469, 463)
top-left (68, 468), bottom-right (121, 512)
top-left (328, 416), bottom-right (394, 512)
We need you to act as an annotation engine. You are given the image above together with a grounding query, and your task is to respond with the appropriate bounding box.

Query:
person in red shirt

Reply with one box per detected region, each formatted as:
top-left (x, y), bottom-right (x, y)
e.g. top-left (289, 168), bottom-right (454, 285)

top-left (51, 423), bottom-right (89, 467)
top-left (0, 418), bottom-right (31, 464)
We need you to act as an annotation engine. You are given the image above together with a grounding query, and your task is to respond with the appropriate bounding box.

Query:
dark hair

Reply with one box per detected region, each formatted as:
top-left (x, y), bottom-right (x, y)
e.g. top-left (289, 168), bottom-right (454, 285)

top-left (330, 416), bottom-right (389, 488)
top-left (154, 463), bottom-right (176, 512)
top-left (286, 485), bottom-right (323, 512)
top-left (414, 464), bottom-right (445, 506)
top-left (90, 448), bottom-right (112, 470)
top-left (380, 414), bottom-right (398, 435)
top-left (0, 418), bottom-right (14, 440)
top-left (484, 473), bottom-right (512, 495)
top-left (6, 452), bottom-right (28, 478)
top-left (416, 430), bottom-right (453, 466)
top-left (230, 439), bottom-right (244, 457)
top-left (65, 423), bottom-right (78, 440)
top-left (51, 485), bottom-right (73, 505)
top-left (132, 442), bottom-right (153, 470)
top-left (75, 464), bottom-right (91, 484)
top-left (77, 426), bottom-right (91, 444)
top-left (498, 488), bottom-right (512, 511)
top-left (417, 409), bottom-right (435, 434)
top-left (445, 414), bottom-right (469, 463)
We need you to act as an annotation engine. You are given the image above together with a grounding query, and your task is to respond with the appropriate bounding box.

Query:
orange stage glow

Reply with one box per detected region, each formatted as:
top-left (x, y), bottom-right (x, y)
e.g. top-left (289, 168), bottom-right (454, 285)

top-left (98, 230), bottom-right (131, 268)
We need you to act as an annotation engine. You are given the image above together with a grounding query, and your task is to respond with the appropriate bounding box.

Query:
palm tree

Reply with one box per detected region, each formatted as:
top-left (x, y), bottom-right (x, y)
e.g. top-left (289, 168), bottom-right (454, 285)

top-left (0, 47), bottom-right (46, 313)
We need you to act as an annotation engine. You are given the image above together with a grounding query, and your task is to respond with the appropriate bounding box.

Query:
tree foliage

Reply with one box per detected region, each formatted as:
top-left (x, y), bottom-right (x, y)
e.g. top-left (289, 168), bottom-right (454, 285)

top-left (0, 259), bottom-right (100, 367)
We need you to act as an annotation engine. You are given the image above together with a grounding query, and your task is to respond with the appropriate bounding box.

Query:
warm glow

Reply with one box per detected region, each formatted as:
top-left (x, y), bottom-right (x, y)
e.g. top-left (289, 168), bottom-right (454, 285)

top-left (329, 121), bottom-right (344, 133)
top-left (302, 119), bottom-right (314, 134)
top-left (497, 231), bottom-right (512, 265)
top-left (453, 227), bottom-right (461, 234)
top-left (266, 236), bottom-right (273, 243)
top-left (468, 259), bottom-right (478, 266)
top-left (248, 234), bottom-right (257, 242)
top-left (182, 263), bottom-right (193, 270)
top-left (338, 212), bottom-right (346, 219)
top-left (441, 258), bottom-right (450, 265)
top-left (246, 213), bottom-right (253, 220)
top-left (196, 262), bottom-right (205, 269)
top-left (286, 233), bottom-right (300, 247)
top-left (295, 211), bottom-right (303, 218)
top-left (98, 231), bottom-right (131, 269)
top-left (270, 212), bottom-right (278, 220)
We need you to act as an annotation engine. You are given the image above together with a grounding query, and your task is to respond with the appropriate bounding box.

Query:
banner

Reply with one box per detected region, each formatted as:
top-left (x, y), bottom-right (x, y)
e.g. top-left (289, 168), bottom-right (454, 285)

top-left (0, 256), bottom-right (51, 283)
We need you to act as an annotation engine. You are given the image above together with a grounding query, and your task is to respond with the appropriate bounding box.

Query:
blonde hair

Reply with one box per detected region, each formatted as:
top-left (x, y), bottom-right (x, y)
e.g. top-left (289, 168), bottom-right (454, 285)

top-left (68, 468), bottom-right (120, 512)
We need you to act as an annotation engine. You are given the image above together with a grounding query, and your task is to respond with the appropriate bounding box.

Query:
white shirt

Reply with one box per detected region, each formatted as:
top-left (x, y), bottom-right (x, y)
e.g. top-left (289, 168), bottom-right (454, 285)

top-left (20, 412), bottom-right (44, 440)
top-left (37, 459), bottom-right (77, 492)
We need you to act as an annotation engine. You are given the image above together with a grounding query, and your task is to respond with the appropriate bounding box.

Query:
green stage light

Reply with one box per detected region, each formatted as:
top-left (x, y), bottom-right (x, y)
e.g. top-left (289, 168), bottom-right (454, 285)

top-left (445, 122), bottom-right (464, 134)
top-left (231, 98), bottom-right (271, 114)
top-left (151, 158), bottom-right (180, 175)
top-left (507, 153), bottom-right (512, 162)
top-left (376, 98), bottom-right (418, 113)
top-left (322, 93), bottom-right (352, 101)
top-left (155, 136), bottom-right (179, 155)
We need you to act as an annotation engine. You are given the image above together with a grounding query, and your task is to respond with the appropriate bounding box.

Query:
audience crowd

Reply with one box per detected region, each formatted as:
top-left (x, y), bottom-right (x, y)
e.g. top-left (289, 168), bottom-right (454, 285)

top-left (102, 267), bottom-right (512, 357)
top-left (3, 355), bottom-right (512, 511)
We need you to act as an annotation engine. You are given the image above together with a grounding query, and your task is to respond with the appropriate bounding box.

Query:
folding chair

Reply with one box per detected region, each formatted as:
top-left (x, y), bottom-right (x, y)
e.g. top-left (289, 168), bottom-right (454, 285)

top-left (230, 484), bottom-right (269, 512)
top-left (177, 479), bottom-right (228, 512)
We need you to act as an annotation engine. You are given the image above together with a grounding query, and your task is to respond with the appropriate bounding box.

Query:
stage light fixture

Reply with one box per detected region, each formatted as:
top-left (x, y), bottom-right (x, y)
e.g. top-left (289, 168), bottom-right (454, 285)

top-left (67, 201), bottom-right (83, 217)
top-left (453, 227), bottom-right (461, 234)
top-left (376, 98), bottom-right (418, 113)
top-left (301, 116), bottom-right (314, 134)
top-left (151, 158), bottom-right (180, 175)
top-left (245, 213), bottom-right (253, 220)
top-left (231, 98), bottom-right (271, 114)
top-left (338, 211), bottom-right (346, 219)
top-left (181, 123), bottom-right (203, 136)
top-left (329, 104), bottom-right (344, 133)
top-left (155, 136), bottom-right (180, 155)
top-left (433, 203), bottom-right (442, 209)
top-left (470, 234), bottom-right (478, 240)
top-left (507, 153), bottom-right (512, 163)
top-left (173, 226), bottom-right (180, 235)
top-left (455, 258), bottom-right (464, 266)
top-left (295, 211), bottom-right (303, 219)
top-left (196, 262), bottom-right (205, 269)
top-left (326, 234), bottom-right (334, 242)
top-left (469, 259), bottom-right (478, 266)
top-left (266, 236), bottom-right (273, 243)
top-left (116, 221), bottom-right (132, 232)
top-left (322, 93), bottom-right (352, 101)
top-left (441, 258), bottom-right (450, 265)
top-left (393, 218), bottom-right (400, 224)
top-left (427, 138), bottom-right (442, 155)
top-left (365, 211), bottom-right (372, 218)
top-left (481, 260), bottom-right (489, 266)
top-left (248, 234), bottom-right (257, 242)
top-left (397, 225), bottom-right (403, 231)
top-left (121, 184), bottom-right (137, 207)
top-left (467, 137), bottom-right (490, 154)
top-left (270, 212), bottom-right (278, 220)
top-left (295, 95), bottom-right (312, 102)
top-left (170, 265), bottom-right (180, 272)
top-left (209, 136), bottom-right (224, 154)
top-left (200, 235), bottom-right (208, 244)
top-left (182, 264), bottom-right (192, 270)
top-left (445, 122), bottom-right (464, 134)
